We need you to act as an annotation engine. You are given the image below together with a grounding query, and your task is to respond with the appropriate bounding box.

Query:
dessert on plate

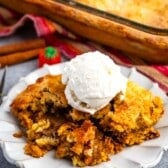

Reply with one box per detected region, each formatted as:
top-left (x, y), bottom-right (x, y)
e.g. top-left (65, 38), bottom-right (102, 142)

top-left (10, 51), bottom-right (164, 166)
top-left (1, 0), bottom-right (168, 63)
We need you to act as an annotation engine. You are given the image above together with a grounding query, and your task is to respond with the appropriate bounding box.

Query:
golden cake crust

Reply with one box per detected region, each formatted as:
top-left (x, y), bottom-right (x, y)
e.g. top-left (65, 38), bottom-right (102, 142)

top-left (94, 81), bottom-right (163, 145)
top-left (75, 0), bottom-right (168, 28)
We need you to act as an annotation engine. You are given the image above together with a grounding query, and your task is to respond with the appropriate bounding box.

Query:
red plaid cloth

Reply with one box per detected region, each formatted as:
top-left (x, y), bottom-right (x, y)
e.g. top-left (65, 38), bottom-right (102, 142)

top-left (0, 6), bottom-right (168, 92)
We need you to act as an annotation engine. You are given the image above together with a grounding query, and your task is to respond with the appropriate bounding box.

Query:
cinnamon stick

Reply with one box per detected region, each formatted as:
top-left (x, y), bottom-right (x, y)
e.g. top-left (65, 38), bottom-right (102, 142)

top-left (0, 38), bottom-right (46, 55)
top-left (0, 48), bottom-right (43, 67)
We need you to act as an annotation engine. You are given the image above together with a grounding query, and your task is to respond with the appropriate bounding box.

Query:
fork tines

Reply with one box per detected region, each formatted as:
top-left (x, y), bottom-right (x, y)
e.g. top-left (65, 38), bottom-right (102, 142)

top-left (0, 66), bottom-right (7, 104)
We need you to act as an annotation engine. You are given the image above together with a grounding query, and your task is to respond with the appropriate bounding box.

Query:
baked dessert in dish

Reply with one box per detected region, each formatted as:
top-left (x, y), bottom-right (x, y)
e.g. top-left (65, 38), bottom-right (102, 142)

top-left (10, 52), bottom-right (164, 166)
top-left (1, 0), bottom-right (168, 63)
top-left (75, 0), bottom-right (168, 28)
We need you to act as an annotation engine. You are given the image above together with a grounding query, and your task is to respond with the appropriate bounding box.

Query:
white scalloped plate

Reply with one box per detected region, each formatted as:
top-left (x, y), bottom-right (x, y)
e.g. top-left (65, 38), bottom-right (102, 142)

top-left (0, 62), bottom-right (168, 168)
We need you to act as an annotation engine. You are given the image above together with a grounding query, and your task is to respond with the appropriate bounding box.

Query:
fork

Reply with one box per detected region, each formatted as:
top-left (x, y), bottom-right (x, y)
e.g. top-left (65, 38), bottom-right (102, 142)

top-left (0, 66), bottom-right (7, 105)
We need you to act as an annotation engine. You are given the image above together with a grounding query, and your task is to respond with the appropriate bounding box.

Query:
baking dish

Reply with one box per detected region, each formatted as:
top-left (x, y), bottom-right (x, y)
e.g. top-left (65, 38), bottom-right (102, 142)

top-left (1, 0), bottom-right (168, 63)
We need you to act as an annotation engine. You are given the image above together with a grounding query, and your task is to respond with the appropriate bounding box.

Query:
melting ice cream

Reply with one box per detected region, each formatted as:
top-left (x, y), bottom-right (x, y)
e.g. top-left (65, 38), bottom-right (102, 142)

top-left (62, 51), bottom-right (128, 114)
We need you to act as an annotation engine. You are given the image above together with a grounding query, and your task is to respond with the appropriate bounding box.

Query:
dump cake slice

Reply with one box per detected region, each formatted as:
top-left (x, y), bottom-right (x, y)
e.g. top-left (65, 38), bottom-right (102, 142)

top-left (10, 74), bottom-right (164, 166)
top-left (93, 80), bottom-right (163, 145)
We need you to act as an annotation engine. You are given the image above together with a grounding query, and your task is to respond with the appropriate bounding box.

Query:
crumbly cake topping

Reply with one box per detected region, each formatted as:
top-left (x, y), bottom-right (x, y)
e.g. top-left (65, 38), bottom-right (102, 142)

top-left (10, 74), bottom-right (164, 166)
top-left (75, 0), bottom-right (168, 28)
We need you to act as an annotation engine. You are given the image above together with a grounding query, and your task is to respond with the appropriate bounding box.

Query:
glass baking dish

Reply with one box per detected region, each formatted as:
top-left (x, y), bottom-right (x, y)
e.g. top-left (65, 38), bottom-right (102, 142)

top-left (0, 0), bottom-right (168, 63)
top-left (57, 0), bottom-right (168, 35)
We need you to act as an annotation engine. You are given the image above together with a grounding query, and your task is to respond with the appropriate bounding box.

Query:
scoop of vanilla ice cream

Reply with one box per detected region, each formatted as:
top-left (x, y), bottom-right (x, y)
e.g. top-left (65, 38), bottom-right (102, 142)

top-left (62, 51), bottom-right (127, 114)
